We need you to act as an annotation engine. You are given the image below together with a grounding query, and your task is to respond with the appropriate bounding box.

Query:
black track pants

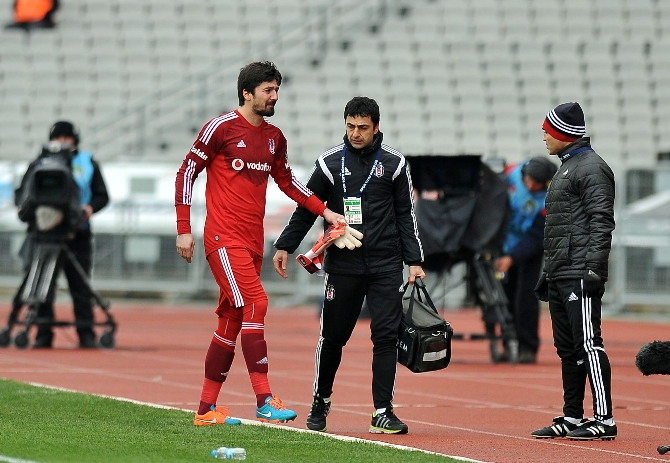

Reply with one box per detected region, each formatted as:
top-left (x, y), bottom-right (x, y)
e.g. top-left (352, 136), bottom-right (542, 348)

top-left (313, 271), bottom-right (403, 410)
top-left (548, 279), bottom-right (613, 421)
top-left (502, 252), bottom-right (543, 353)
top-left (36, 232), bottom-right (94, 340)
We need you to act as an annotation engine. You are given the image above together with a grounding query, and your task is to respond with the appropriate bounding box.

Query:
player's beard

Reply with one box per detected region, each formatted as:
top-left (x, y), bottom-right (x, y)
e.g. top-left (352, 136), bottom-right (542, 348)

top-left (254, 100), bottom-right (276, 117)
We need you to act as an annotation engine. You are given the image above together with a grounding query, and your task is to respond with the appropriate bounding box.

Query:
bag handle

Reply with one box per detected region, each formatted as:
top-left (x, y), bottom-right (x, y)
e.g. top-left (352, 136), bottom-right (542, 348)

top-left (403, 277), bottom-right (440, 323)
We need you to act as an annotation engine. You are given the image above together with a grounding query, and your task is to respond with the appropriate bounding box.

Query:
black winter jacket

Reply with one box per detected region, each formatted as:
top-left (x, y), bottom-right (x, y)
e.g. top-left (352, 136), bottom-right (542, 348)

top-left (274, 132), bottom-right (424, 275)
top-left (543, 137), bottom-right (615, 281)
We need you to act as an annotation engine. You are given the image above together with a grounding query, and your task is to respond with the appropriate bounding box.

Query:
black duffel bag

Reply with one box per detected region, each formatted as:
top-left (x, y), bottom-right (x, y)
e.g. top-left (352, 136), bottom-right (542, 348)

top-left (397, 277), bottom-right (453, 373)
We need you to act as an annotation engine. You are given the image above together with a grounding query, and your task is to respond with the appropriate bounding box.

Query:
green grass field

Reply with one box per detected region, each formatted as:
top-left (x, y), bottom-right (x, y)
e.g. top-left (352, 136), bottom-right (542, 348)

top-left (0, 379), bottom-right (460, 462)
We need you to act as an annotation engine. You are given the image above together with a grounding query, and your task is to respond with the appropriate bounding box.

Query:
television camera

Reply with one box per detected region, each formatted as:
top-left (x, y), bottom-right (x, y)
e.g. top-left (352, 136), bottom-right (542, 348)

top-left (18, 141), bottom-right (83, 237)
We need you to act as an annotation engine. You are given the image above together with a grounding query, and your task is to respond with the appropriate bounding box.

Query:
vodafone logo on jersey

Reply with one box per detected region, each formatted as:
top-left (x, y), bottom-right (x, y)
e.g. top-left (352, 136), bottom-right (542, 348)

top-left (231, 159), bottom-right (272, 172)
top-left (247, 161), bottom-right (272, 172)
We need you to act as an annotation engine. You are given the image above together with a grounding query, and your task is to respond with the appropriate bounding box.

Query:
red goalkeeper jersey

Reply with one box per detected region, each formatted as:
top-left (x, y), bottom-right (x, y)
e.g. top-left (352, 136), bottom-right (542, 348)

top-left (175, 109), bottom-right (326, 257)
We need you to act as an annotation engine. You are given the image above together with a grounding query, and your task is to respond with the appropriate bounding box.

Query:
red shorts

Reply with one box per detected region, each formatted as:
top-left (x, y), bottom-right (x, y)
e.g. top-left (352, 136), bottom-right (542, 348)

top-left (207, 247), bottom-right (266, 312)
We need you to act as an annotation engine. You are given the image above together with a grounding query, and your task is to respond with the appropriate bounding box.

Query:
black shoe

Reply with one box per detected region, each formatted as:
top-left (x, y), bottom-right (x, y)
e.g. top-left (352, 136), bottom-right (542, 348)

top-left (566, 420), bottom-right (617, 441)
top-left (306, 396), bottom-right (331, 432)
top-left (531, 416), bottom-right (585, 438)
top-left (79, 332), bottom-right (98, 349)
top-left (33, 333), bottom-right (53, 349)
top-left (369, 408), bottom-right (408, 434)
top-left (518, 351), bottom-right (537, 364)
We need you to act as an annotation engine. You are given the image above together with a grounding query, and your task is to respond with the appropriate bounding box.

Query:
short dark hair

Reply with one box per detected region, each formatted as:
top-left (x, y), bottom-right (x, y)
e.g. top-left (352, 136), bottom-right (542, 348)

top-left (343, 97), bottom-right (380, 126)
top-left (237, 61), bottom-right (282, 106)
top-left (521, 156), bottom-right (558, 185)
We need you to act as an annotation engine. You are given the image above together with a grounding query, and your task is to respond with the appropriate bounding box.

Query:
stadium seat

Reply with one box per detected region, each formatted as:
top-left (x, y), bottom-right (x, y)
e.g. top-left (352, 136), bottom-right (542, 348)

top-left (428, 126), bottom-right (457, 151)
top-left (626, 2), bottom-right (657, 39)
top-left (533, 4), bottom-right (564, 38)
top-left (441, 19), bottom-right (469, 41)
top-left (502, 15), bottom-right (534, 42)
top-left (415, 37), bottom-right (446, 59)
top-left (459, 136), bottom-right (489, 156)
top-left (419, 60), bottom-right (450, 81)
top-left (563, 16), bottom-right (594, 40)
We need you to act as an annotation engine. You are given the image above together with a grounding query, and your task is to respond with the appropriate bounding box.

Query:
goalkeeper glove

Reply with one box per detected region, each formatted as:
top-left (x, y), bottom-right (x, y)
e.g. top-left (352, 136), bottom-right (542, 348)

top-left (296, 222), bottom-right (347, 274)
top-left (333, 226), bottom-right (363, 250)
top-left (296, 251), bottom-right (324, 274)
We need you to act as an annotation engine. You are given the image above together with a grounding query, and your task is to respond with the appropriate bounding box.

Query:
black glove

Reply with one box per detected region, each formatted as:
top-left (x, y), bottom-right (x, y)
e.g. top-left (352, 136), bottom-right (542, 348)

top-left (534, 272), bottom-right (548, 302)
top-left (583, 270), bottom-right (605, 298)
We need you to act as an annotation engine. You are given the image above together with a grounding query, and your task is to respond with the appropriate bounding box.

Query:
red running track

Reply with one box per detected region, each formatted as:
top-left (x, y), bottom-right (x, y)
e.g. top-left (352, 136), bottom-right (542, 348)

top-left (1, 301), bottom-right (670, 462)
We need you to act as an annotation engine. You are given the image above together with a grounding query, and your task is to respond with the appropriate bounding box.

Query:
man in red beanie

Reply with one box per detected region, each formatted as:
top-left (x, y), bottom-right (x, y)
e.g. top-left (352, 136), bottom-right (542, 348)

top-left (531, 102), bottom-right (617, 441)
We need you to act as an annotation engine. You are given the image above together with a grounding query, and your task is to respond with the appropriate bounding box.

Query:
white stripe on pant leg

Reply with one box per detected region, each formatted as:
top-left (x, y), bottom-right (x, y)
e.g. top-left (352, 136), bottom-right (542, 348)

top-left (586, 294), bottom-right (608, 418)
top-left (313, 336), bottom-right (323, 396)
top-left (218, 248), bottom-right (244, 307)
top-left (580, 283), bottom-right (607, 418)
top-left (581, 288), bottom-right (607, 417)
top-left (391, 351), bottom-right (397, 405)
top-left (313, 274), bottom-right (328, 397)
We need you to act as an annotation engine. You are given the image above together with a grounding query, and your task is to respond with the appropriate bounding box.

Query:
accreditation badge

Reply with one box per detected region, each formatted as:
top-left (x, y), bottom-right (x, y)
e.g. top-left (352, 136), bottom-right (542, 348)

top-left (344, 197), bottom-right (363, 224)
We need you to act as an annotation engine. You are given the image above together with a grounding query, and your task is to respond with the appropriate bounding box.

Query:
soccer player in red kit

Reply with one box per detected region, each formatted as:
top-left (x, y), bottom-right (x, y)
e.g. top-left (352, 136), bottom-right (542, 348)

top-left (175, 61), bottom-right (344, 426)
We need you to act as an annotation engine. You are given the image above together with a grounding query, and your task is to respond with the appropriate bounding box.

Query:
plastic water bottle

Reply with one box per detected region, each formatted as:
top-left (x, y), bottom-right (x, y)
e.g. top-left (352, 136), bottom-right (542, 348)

top-left (211, 447), bottom-right (246, 460)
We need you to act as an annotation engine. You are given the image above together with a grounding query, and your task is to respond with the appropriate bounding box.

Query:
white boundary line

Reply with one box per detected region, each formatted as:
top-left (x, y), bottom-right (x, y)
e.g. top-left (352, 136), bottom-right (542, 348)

top-left (0, 457), bottom-right (41, 463)
top-left (19, 381), bottom-right (486, 463)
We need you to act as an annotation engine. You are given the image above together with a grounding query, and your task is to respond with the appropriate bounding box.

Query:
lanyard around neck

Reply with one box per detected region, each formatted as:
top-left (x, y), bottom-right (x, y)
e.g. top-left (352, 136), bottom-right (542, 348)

top-left (341, 146), bottom-right (383, 199)
top-left (559, 146), bottom-right (591, 162)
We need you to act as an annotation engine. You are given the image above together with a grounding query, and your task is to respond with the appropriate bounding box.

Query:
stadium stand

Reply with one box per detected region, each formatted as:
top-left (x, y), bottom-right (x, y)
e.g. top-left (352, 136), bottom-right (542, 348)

top-left (0, 0), bottom-right (667, 171)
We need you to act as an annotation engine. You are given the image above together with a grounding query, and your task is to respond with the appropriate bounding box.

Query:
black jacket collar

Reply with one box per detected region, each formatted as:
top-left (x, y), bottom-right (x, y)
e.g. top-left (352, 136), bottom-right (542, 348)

top-left (557, 137), bottom-right (592, 163)
top-left (342, 131), bottom-right (384, 157)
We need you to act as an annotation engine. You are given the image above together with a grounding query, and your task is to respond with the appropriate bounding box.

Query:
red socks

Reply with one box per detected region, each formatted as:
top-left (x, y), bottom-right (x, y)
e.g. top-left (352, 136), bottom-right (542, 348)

top-left (250, 372), bottom-right (271, 407)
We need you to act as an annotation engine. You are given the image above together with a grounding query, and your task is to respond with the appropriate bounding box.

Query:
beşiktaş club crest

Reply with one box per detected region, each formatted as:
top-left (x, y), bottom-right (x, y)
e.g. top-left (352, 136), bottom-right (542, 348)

top-left (374, 162), bottom-right (384, 178)
top-left (326, 284), bottom-right (335, 301)
top-left (268, 138), bottom-right (276, 155)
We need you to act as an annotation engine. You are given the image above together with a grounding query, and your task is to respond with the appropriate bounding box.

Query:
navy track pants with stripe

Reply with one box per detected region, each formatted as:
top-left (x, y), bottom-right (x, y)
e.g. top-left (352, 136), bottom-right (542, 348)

top-left (548, 279), bottom-right (613, 421)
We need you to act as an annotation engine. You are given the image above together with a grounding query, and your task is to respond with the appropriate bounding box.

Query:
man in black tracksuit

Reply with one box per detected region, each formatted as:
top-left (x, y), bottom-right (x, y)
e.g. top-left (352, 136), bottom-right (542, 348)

top-left (273, 97), bottom-right (424, 434)
top-left (531, 103), bottom-right (617, 441)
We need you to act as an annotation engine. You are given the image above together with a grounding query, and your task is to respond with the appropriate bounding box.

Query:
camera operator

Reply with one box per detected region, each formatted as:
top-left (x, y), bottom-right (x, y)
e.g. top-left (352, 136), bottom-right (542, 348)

top-left (14, 121), bottom-right (109, 348)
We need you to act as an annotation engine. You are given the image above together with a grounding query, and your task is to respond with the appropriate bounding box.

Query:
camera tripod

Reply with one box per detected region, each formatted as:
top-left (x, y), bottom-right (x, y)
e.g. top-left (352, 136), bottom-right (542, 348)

top-left (427, 252), bottom-right (519, 364)
top-left (0, 237), bottom-right (116, 349)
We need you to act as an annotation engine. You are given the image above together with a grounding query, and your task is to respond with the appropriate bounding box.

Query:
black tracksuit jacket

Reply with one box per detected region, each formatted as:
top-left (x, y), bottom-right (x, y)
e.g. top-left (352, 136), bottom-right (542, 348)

top-left (274, 132), bottom-right (424, 274)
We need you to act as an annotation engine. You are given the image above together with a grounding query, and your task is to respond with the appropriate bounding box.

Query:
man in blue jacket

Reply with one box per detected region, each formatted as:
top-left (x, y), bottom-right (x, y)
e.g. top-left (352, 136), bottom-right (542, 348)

top-left (494, 156), bottom-right (557, 364)
top-left (15, 121), bottom-right (109, 348)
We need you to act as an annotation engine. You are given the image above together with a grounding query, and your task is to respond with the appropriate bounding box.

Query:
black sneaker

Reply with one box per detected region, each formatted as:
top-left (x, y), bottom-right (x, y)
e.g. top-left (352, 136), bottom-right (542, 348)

top-left (369, 408), bottom-right (408, 434)
top-left (566, 420), bottom-right (617, 441)
top-left (531, 416), bottom-right (584, 438)
top-left (518, 350), bottom-right (537, 364)
top-left (33, 333), bottom-right (53, 349)
top-left (306, 396), bottom-right (330, 432)
top-left (78, 332), bottom-right (98, 349)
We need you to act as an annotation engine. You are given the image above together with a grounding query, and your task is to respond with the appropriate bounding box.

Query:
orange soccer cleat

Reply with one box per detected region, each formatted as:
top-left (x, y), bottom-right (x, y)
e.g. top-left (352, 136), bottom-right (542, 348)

top-left (194, 405), bottom-right (242, 426)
